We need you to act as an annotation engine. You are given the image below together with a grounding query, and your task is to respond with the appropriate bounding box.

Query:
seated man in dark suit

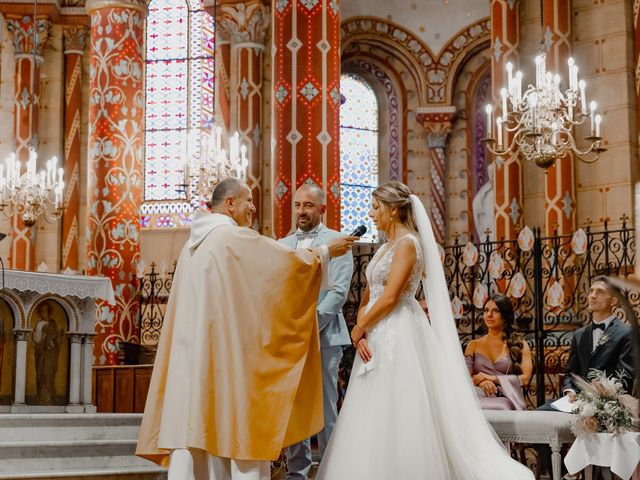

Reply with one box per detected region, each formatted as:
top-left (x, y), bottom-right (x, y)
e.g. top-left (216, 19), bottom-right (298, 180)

top-left (562, 276), bottom-right (635, 400)
top-left (538, 276), bottom-right (635, 479)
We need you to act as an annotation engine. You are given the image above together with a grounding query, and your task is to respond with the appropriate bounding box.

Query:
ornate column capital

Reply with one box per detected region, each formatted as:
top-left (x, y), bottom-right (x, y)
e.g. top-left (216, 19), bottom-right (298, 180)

top-left (218, 1), bottom-right (270, 47)
top-left (416, 106), bottom-right (456, 149)
top-left (85, 0), bottom-right (148, 16)
top-left (82, 333), bottom-right (96, 344)
top-left (63, 25), bottom-right (89, 54)
top-left (68, 333), bottom-right (84, 343)
top-left (13, 329), bottom-right (31, 342)
top-left (6, 15), bottom-right (51, 59)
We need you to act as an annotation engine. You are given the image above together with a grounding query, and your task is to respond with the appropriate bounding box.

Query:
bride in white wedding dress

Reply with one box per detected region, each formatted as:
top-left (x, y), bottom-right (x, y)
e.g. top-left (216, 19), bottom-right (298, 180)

top-left (316, 182), bottom-right (534, 480)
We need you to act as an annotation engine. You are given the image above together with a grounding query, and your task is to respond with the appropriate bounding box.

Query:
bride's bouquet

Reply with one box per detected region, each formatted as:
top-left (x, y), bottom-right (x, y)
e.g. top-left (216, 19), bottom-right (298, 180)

top-left (570, 369), bottom-right (639, 438)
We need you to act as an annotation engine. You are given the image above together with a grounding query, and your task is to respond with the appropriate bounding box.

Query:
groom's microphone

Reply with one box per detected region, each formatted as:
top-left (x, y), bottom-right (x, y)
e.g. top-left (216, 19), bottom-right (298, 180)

top-left (350, 225), bottom-right (367, 237)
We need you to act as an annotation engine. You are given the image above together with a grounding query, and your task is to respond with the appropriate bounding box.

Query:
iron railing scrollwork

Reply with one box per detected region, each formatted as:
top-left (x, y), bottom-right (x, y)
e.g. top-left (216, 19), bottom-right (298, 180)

top-left (341, 220), bottom-right (636, 409)
top-left (134, 222), bottom-right (636, 410)
top-left (136, 261), bottom-right (176, 346)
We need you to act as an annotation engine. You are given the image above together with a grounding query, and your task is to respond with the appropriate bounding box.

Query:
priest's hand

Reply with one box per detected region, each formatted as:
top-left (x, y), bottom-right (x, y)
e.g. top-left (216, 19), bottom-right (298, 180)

top-left (327, 236), bottom-right (358, 257)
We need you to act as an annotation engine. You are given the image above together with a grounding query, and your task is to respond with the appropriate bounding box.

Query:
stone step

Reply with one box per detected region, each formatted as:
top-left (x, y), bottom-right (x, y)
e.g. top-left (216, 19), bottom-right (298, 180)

top-left (0, 414), bottom-right (166, 479)
top-left (0, 414), bottom-right (142, 442)
top-left (0, 468), bottom-right (166, 480)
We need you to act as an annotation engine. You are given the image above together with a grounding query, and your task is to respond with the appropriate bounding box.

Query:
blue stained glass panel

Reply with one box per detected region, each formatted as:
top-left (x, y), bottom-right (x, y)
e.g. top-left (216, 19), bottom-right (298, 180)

top-left (340, 74), bottom-right (379, 240)
top-left (144, 0), bottom-right (215, 217)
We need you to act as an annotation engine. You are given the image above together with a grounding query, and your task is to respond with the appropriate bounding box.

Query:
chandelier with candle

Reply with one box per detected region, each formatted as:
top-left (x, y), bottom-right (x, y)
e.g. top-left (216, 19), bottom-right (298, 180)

top-left (179, 127), bottom-right (249, 206)
top-left (484, 54), bottom-right (606, 169)
top-left (0, 0), bottom-right (65, 228)
top-left (0, 149), bottom-right (65, 227)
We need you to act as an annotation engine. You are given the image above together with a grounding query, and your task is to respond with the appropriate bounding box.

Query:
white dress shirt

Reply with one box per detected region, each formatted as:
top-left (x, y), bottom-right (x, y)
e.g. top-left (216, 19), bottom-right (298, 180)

top-left (591, 315), bottom-right (615, 352)
top-left (295, 223), bottom-right (323, 249)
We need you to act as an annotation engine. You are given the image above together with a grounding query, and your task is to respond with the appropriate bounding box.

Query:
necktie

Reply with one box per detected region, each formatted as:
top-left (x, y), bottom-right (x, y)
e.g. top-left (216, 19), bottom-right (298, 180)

top-left (593, 323), bottom-right (605, 331)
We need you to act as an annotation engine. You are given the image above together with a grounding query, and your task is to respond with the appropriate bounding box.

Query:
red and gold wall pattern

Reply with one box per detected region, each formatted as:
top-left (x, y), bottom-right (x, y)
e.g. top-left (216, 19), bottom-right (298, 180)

top-left (86, 0), bottom-right (146, 364)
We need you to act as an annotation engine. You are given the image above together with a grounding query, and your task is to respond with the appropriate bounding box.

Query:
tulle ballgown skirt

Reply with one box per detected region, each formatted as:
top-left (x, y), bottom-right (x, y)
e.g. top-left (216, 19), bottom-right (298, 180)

top-left (316, 297), bottom-right (533, 480)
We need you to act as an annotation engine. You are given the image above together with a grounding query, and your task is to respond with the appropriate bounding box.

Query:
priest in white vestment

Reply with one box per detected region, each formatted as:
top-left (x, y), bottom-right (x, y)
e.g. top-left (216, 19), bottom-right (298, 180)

top-left (136, 178), bottom-right (355, 480)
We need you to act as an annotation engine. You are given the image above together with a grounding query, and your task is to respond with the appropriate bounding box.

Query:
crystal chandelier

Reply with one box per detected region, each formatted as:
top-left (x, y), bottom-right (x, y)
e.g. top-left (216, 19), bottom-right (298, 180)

top-left (483, 54), bottom-right (606, 169)
top-left (0, 149), bottom-right (65, 227)
top-left (180, 127), bottom-right (249, 207)
top-left (0, 0), bottom-right (65, 228)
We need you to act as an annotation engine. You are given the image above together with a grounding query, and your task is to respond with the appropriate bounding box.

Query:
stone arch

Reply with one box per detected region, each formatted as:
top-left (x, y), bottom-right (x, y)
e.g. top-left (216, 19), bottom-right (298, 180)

top-left (26, 294), bottom-right (81, 333)
top-left (341, 17), bottom-right (432, 106)
top-left (342, 57), bottom-right (404, 183)
top-left (341, 40), bottom-right (425, 194)
top-left (0, 290), bottom-right (25, 330)
top-left (446, 46), bottom-right (492, 243)
top-left (438, 18), bottom-right (491, 107)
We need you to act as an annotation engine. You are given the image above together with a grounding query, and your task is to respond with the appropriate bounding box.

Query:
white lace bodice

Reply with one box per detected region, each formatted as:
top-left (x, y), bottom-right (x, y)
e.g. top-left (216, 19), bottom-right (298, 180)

top-left (366, 234), bottom-right (423, 302)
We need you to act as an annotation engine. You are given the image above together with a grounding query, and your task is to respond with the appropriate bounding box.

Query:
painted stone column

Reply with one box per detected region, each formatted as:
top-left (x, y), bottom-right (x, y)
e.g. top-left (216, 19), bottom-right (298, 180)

top-left (67, 333), bottom-right (83, 406)
top-left (218, 1), bottom-right (269, 231)
top-left (272, 0), bottom-right (341, 238)
top-left (13, 329), bottom-right (29, 405)
top-left (86, 0), bottom-right (146, 365)
top-left (61, 26), bottom-right (88, 271)
top-left (417, 108), bottom-right (455, 244)
top-left (81, 334), bottom-right (96, 409)
top-left (491, 0), bottom-right (522, 241)
top-left (543, 0), bottom-right (576, 235)
top-left (6, 15), bottom-right (51, 271)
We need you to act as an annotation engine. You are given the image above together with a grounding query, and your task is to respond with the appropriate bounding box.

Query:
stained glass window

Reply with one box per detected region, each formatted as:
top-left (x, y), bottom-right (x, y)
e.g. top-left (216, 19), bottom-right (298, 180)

top-left (142, 0), bottom-right (215, 227)
top-left (340, 73), bottom-right (378, 241)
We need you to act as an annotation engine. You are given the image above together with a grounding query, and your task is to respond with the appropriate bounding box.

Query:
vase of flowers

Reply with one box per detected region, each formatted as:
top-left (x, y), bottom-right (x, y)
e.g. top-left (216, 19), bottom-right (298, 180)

top-left (571, 369), bottom-right (639, 438)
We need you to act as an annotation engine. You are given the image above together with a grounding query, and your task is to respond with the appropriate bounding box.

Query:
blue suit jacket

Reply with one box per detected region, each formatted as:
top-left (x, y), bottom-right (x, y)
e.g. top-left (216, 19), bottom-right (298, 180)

top-left (279, 225), bottom-right (353, 347)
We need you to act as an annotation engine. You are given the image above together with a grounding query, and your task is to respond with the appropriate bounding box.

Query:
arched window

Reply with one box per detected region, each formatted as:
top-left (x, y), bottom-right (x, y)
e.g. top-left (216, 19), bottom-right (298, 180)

top-left (142, 0), bottom-right (215, 228)
top-left (340, 73), bottom-right (378, 240)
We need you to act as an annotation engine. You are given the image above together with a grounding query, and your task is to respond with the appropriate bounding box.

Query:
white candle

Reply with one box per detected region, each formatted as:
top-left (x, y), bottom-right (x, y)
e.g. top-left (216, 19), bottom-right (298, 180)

top-left (215, 126), bottom-right (222, 152)
top-left (579, 80), bottom-right (586, 112)
top-left (567, 58), bottom-right (575, 90)
top-left (46, 160), bottom-right (52, 186)
top-left (554, 74), bottom-right (561, 105)
top-left (500, 88), bottom-right (508, 116)
top-left (485, 105), bottom-right (493, 138)
top-left (58, 167), bottom-right (63, 185)
top-left (506, 62), bottom-right (513, 95)
top-left (516, 71), bottom-right (523, 106)
top-left (230, 132), bottom-right (239, 165)
top-left (535, 56), bottom-right (541, 87)
top-left (595, 114), bottom-right (602, 138)
top-left (496, 117), bottom-right (503, 149)
top-left (240, 144), bottom-right (248, 180)
top-left (530, 93), bottom-right (538, 130)
top-left (590, 101), bottom-right (597, 134)
top-left (28, 149), bottom-right (36, 177)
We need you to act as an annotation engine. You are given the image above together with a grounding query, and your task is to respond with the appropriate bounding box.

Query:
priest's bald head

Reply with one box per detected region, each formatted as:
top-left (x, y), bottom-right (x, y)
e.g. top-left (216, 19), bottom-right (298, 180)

top-left (210, 177), bottom-right (256, 227)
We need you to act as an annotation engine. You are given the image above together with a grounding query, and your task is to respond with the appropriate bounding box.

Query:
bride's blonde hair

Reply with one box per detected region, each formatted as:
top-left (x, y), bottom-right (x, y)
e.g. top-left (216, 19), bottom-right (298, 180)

top-left (372, 181), bottom-right (417, 232)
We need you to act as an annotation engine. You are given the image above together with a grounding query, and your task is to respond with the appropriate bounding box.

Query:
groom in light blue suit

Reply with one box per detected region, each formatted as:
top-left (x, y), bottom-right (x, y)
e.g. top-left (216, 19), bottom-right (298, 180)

top-left (279, 184), bottom-right (353, 480)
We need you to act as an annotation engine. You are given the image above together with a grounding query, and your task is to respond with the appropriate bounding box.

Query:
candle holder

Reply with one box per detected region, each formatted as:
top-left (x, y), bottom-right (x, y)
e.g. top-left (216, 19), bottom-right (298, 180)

top-left (177, 127), bottom-right (250, 209)
top-left (484, 53), bottom-right (606, 169)
top-left (0, 148), bottom-right (65, 227)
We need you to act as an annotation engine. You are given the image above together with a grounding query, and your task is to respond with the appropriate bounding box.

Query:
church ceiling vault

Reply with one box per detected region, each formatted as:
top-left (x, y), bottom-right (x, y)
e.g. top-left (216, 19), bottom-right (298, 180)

top-left (341, 16), bottom-right (490, 106)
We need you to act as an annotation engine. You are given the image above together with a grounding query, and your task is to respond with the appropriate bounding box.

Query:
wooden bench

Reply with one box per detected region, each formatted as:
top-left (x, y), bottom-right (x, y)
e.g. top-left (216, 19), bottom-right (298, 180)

top-left (484, 410), bottom-right (576, 480)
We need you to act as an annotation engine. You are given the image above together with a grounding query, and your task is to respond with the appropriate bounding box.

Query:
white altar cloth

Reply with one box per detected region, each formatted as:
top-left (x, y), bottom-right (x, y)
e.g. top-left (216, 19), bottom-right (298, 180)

top-left (3, 269), bottom-right (115, 304)
top-left (564, 432), bottom-right (640, 480)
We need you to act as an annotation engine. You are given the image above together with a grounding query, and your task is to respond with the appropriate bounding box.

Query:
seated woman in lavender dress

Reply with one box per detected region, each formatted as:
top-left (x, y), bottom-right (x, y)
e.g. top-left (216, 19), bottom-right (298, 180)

top-left (464, 294), bottom-right (533, 410)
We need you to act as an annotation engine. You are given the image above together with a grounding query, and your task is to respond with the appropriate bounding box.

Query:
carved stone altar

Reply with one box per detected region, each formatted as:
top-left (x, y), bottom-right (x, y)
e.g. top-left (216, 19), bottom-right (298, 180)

top-left (0, 270), bottom-right (114, 413)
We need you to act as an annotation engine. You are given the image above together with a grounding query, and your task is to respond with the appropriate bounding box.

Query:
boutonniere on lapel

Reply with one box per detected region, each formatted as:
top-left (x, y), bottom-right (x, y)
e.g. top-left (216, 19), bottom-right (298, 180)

top-left (595, 333), bottom-right (610, 350)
